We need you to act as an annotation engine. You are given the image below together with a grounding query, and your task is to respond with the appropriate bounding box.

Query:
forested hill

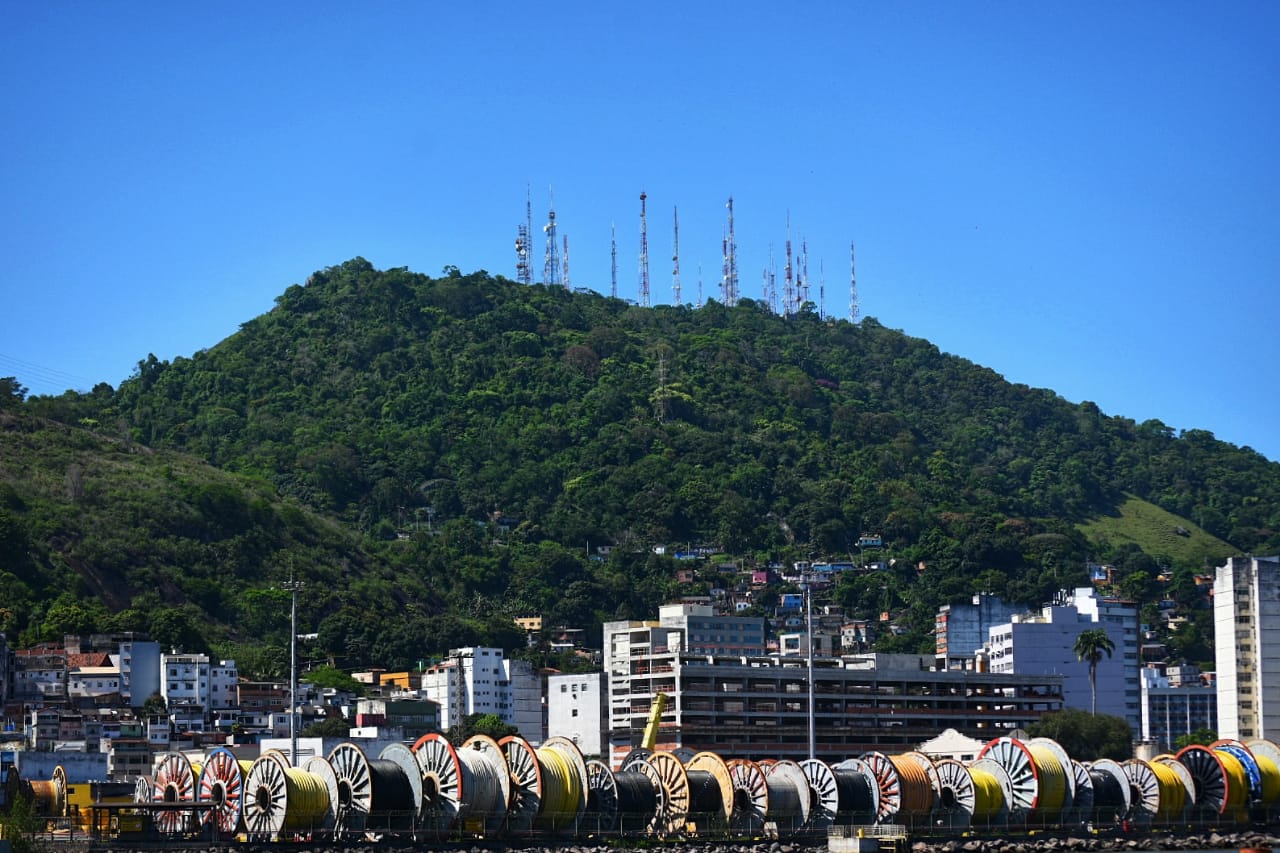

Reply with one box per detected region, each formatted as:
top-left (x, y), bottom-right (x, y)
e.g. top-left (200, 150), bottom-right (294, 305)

top-left (5, 258), bottom-right (1278, 671)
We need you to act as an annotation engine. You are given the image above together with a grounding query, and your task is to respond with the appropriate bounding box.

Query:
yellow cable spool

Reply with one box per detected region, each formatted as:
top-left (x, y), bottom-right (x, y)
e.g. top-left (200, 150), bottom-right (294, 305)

top-left (243, 755), bottom-right (330, 838)
top-left (1024, 742), bottom-right (1068, 815)
top-left (1245, 739), bottom-right (1280, 806)
top-left (534, 737), bottom-right (587, 833)
top-left (1215, 749), bottom-right (1252, 822)
top-left (1146, 759), bottom-right (1186, 821)
top-left (968, 766), bottom-right (1005, 820)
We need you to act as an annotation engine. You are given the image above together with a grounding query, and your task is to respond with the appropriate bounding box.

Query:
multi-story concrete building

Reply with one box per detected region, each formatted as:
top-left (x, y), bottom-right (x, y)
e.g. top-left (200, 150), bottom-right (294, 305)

top-left (1214, 555), bottom-right (1280, 740)
top-left (68, 665), bottom-right (120, 700)
top-left (161, 652), bottom-right (210, 713)
top-left (603, 623), bottom-right (1063, 767)
top-left (419, 647), bottom-right (542, 740)
top-left (210, 660), bottom-right (239, 710)
top-left (1140, 665), bottom-right (1217, 752)
top-left (547, 672), bottom-right (606, 759)
top-left (935, 593), bottom-right (1026, 671)
top-left (985, 587), bottom-right (1139, 735)
top-left (117, 638), bottom-right (161, 707)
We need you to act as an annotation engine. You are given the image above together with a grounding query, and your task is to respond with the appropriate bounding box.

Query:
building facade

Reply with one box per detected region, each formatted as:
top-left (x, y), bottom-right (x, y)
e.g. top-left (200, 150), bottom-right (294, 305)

top-left (547, 672), bottom-right (607, 759)
top-left (603, 625), bottom-right (1063, 767)
top-left (117, 639), bottom-right (161, 707)
top-left (419, 647), bottom-right (542, 740)
top-left (1214, 555), bottom-right (1280, 740)
top-left (985, 587), bottom-right (1139, 734)
top-left (935, 593), bottom-right (1026, 671)
top-left (1140, 665), bottom-right (1217, 752)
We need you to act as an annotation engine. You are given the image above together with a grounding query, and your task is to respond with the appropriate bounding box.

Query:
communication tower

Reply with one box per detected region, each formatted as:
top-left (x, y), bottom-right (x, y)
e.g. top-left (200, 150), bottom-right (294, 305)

top-left (697, 262), bottom-right (704, 308)
top-left (721, 196), bottom-right (739, 305)
top-left (800, 238), bottom-right (810, 307)
top-left (850, 241), bottom-right (860, 322)
top-left (543, 190), bottom-right (560, 287)
top-left (638, 191), bottom-right (650, 307)
top-left (672, 206), bottom-right (682, 305)
top-left (819, 259), bottom-right (826, 321)
top-left (515, 186), bottom-right (533, 285)
top-left (783, 214), bottom-right (795, 316)
top-left (610, 222), bottom-right (618, 299)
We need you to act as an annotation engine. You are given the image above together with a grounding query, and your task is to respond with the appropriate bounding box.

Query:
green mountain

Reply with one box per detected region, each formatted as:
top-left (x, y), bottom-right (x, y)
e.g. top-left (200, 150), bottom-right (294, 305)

top-left (4, 258), bottom-right (1277, 672)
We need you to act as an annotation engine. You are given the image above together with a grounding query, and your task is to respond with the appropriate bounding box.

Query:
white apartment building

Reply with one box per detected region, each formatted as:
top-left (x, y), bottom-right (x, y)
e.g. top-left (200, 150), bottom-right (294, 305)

top-left (161, 652), bottom-right (210, 711)
top-left (68, 665), bottom-right (121, 699)
top-left (547, 672), bottom-right (606, 759)
top-left (419, 647), bottom-right (542, 741)
top-left (1214, 555), bottom-right (1280, 740)
top-left (985, 587), bottom-right (1139, 735)
top-left (210, 660), bottom-right (239, 710)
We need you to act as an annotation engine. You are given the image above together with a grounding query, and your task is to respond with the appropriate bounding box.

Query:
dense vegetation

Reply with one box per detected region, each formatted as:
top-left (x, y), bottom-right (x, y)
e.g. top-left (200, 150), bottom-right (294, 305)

top-left (2, 259), bottom-right (1277, 675)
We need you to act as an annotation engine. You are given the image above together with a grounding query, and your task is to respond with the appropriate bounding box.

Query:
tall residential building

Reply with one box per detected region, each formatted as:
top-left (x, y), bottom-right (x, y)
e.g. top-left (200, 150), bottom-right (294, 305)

top-left (419, 647), bottom-right (541, 741)
top-left (1214, 555), bottom-right (1280, 740)
top-left (1140, 665), bottom-right (1216, 752)
top-left (935, 593), bottom-right (1026, 670)
top-left (986, 587), bottom-right (1139, 735)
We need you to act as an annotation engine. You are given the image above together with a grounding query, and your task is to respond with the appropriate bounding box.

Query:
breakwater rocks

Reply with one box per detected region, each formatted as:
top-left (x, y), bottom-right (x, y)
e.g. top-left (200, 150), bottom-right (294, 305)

top-left (86, 839), bottom-right (1280, 853)
top-left (910, 832), bottom-right (1280, 852)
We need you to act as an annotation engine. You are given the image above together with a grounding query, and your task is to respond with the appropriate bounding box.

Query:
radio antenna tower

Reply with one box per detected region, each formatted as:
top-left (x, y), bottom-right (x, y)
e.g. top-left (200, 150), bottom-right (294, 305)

top-left (722, 196), bottom-right (739, 305)
top-left (562, 234), bottom-right (571, 289)
top-left (543, 189), bottom-right (560, 286)
top-left (800, 238), bottom-right (810, 307)
top-left (515, 185), bottom-right (532, 284)
top-left (850, 241), bottom-right (860, 322)
top-left (767, 243), bottom-right (778, 314)
top-left (638, 191), bottom-right (651, 307)
top-left (783, 213), bottom-right (795, 316)
top-left (610, 222), bottom-right (618, 299)
top-left (697, 262), bottom-right (704, 308)
top-left (819, 259), bottom-right (826, 320)
top-left (672, 205), bottom-right (682, 305)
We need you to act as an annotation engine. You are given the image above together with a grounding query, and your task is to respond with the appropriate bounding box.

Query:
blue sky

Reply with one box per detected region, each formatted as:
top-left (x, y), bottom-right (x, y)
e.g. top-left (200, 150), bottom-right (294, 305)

top-left (2, 3), bottom-right (1278, 462)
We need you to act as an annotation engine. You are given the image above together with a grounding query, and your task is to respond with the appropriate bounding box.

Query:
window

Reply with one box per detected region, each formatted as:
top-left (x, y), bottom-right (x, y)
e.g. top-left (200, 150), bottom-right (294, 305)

top-left (571, 708), bottom-right (579, 717)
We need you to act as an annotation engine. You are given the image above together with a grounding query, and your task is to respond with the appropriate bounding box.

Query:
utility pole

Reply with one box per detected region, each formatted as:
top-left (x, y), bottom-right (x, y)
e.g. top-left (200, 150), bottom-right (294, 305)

top-left (282, 574), bottom-right (305, 765)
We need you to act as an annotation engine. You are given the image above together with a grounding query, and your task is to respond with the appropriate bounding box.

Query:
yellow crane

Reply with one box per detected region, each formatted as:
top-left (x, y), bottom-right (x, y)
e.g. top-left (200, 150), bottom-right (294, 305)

top-left (641, 692), bottom-right (669, 750)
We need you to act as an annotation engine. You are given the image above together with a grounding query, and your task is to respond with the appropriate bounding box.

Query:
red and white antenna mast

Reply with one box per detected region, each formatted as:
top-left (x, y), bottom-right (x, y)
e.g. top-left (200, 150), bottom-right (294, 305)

top-left (672, 205), bottom-right (682, 305)
top-left (638, 191), bottom-right (651, 307)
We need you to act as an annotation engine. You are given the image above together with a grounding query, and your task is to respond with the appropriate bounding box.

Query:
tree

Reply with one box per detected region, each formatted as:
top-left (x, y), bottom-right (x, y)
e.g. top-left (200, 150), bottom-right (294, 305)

top-left (1073, 628), bottom-right (1116, 715)
top-left (1026, 708), bottom-right (1131, 761)
top-left (302, 715), bottom-right (352, 738)
top-left (1174, 728), bottom-right (1217, 750)
top-left (446, 713), bottom-right (516, 745)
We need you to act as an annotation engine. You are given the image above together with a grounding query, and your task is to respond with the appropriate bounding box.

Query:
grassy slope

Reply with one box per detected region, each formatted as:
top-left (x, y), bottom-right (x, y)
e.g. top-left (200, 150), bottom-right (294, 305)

top-left (1078, 493), bottom-right (1236, 569)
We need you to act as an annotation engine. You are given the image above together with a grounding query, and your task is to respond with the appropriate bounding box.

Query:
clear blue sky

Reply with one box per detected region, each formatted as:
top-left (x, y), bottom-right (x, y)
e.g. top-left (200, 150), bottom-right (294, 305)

top-left (3, 3), bottom-right (1278, 462)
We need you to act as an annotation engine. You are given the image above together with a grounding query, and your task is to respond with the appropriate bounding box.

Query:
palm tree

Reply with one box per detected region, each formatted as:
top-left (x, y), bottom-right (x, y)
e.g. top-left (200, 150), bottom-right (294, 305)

top-left (1073, 628), bottom-right (1116, 715)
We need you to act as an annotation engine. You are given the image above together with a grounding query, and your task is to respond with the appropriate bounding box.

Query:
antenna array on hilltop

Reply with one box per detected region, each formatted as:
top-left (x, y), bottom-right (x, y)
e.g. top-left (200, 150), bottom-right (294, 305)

top-left (512, 187), bottom-right (859, 318)
top-left (638, 192), bottom-right (651, 307)
top-left (543, 189), bottom-right (561, 287)
top-left (672, 206), bottom-right (682, 306)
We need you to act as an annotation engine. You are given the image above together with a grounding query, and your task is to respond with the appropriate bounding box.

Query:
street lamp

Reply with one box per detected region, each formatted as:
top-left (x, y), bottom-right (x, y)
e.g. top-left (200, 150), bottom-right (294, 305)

top-left (801, 576), bottom-right (816, 760)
